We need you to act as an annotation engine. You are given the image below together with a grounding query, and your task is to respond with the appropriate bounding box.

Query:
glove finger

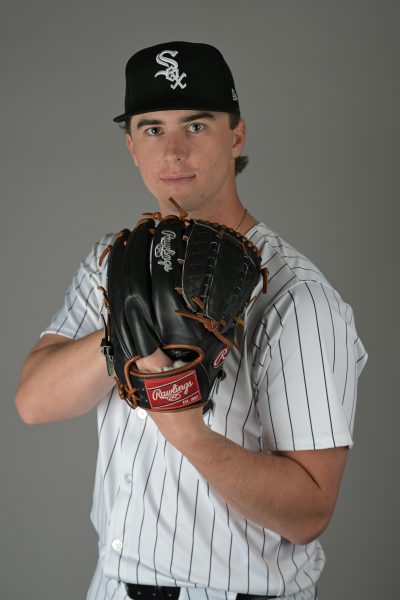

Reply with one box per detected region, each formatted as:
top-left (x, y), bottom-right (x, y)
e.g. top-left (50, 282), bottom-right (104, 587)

top-left (124, 219), bottom-right (162, 358)
top-left (183, 222), bottom-right (261, 329)
top-left (208, 229), bottom-right (261, 327)
top-left (151, 220), bottom-right (203, 352)
top-left (107, 228), bottom-right (137, 383)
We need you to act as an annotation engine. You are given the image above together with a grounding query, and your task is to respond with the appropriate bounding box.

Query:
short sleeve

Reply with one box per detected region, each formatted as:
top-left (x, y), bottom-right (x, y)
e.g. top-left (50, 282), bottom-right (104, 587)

top-left (254, 281), bottom-right (368, 451)
top-left (41, 234), bottom-right (113, 340)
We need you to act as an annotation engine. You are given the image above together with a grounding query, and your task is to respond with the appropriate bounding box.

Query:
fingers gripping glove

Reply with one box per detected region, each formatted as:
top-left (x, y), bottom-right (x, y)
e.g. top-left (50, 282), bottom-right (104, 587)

top-left (98, 199), bottom-right (268, 412)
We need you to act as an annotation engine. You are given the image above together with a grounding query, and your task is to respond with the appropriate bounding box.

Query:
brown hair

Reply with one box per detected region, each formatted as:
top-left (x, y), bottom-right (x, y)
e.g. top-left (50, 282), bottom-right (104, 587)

top-left (119, 112), bottom-right (249, 175)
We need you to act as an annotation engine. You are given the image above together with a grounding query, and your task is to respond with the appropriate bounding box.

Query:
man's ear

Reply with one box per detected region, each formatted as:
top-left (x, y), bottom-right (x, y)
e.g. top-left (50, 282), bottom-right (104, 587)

top-left (231, 118), bottom-right (246, 159)
top-left (125, 133), bottom-right (139, 167)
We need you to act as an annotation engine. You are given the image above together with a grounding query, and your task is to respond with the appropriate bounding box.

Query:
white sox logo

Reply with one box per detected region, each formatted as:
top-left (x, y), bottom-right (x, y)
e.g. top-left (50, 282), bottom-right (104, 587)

top-left (154, 230), bottom-right (176, 272)
top-left (154, 50), bottom-right (187, 90)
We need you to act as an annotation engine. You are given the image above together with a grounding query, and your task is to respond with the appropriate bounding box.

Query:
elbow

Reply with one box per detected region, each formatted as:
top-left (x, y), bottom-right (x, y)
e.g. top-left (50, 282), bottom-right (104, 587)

top-left (288, 511), bottom-right (333, 546)
top-left (15, 385), bottom-right (42, 425)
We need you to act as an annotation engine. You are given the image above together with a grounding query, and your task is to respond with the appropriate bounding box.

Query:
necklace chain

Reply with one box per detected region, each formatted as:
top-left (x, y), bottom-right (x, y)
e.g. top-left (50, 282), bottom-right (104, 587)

top-left (235, 207), bottom-right (248, 232)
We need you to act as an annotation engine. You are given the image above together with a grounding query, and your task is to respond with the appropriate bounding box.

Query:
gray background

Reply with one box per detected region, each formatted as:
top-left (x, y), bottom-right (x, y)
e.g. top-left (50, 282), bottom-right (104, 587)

top-left (1, 0), bottom-right (398, 598)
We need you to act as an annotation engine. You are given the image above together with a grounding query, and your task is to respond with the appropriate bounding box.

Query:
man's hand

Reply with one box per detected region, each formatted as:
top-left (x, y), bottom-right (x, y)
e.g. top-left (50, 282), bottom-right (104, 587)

top-left (135, 347), bottom-right (174, 373)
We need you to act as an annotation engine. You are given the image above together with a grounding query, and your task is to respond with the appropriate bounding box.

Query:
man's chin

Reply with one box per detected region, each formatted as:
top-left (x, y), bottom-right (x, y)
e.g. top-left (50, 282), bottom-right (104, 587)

top-left (156, 195), bottom-right (199, 218)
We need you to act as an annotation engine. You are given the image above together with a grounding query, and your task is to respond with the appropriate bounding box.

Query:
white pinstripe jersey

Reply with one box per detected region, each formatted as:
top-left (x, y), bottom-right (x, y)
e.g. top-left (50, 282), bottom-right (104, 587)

top-left (43, 222), bottom-right (367, 600)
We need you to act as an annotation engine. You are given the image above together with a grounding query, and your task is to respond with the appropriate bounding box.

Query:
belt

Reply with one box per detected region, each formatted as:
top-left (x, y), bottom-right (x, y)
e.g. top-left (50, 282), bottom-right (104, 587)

top-left (125, 584), bottom-right (277, 600)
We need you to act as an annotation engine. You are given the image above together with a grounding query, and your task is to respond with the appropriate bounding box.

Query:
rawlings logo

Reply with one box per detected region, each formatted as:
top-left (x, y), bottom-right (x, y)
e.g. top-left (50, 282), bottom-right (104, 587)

top-left (154, 50), bottom-right (187, 90)
top-left (152, 380), bottom-right (193, 402)
top-left (145, 370), bottom-right (201, 410)
top-left (213, 347), bottom-right (229, 368)
top-left (154, 230), bottom-right (176, 272)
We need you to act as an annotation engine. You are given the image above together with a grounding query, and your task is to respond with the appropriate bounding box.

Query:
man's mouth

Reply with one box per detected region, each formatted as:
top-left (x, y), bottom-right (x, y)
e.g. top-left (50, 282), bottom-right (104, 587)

top-left (160, 174), bottom-right (196, 184)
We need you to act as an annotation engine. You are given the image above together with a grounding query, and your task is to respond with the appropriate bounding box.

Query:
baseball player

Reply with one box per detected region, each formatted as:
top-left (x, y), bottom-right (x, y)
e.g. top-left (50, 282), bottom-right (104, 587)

top-left (15, 41), bottom-right (368, 600)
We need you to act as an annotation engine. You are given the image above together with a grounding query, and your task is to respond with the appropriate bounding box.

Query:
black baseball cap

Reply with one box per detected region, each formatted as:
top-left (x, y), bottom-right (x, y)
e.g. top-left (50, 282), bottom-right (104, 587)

top-left (113, 41), bottom-right (240, 122)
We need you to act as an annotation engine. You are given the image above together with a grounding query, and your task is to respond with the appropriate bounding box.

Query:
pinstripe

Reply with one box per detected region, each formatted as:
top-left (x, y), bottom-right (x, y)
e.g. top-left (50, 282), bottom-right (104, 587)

top-left (261, 528), bottom-right (270, 595)
top-left (225, 502), bottom-right (233, 590)
top-left (253, 320), bottom-right (271, 375)
top-left (104, 577), bottom-right (113, 600)
top-left (93, 563), bottom-right (103, 600)
top-left (291, 545), bottom-right (302, 592)
top-left (302, 570), bottom-right (315, 589)
top-left (342, 323), bottom-right (349, 406)
top-left (136, 437), bottom-right (160, 580)
top-left (332, 288), bottom-right (342, 316)
top-left (278, 340), bottom-right (295, 450)
top-left (117, 419), bottom-right (149, 580)
top-left (120, 411), bottom-right (132, 448)
top-left (99, 390), bottom-right (114, 436)
top-left (153, 441), bottom-right (168, 585)
top-left (103, 429), bottom-right (120, 482)
top-left (265, 367), bottom-right (278, 450)
top-left (223, 336), bottom-right (246, 437)
top-left (282, 255), bottom-right (313, 263)
top-left (46, 226), bottom-right (366, 600)
top-left (188, 480), bottom-right (200, 581)
top-left (292, 266), bottom-right (324, 277)
top-left (72, 286), bottom-right (97, 339)
top-left (247, 268), bottom-right (296, 320)
top-left (276, 539), bottom-right (285, 596)
top-left (206, 493), bottom-right (216, 587)
top-left (245, 518), bottom-right (250, 593)
top-left (169, 453), bottom-right (184, 584)
top-left (241, 390), bottom-right (257, 448)
top-left (350, 355), bottom-right (358, 431)
top-left (320, 284), bottom-right (336, 373)
top-left (273, 302), bottom-right (283, 327)
top-left (302, 546), bottom-right (314, 589)
top-left (288, 290), bottom-right (316, 449)
top-left (109, 581), bottom-right (119, 600)
top-left (55, 272), bottom-right (86, 333)
top-left (305, 283), bottom-right (336, 447)
top-left (56, 294), bottom-right (79, 333)
top-left (98, 480), bottom-right (107, 547)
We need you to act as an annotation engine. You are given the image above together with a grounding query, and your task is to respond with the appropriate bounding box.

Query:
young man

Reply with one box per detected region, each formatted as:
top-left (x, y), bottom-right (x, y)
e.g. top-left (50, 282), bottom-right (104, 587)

top-left (15, 42), bottom-right (367, 600)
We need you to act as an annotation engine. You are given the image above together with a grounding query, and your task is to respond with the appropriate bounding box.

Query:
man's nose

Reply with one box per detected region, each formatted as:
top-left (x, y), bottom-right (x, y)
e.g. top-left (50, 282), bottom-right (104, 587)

top-left (163, 132), bottom-right (189, 162)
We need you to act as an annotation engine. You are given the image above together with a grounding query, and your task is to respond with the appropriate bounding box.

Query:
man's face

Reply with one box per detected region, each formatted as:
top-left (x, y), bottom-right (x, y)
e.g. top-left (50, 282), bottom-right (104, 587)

top-left (125, 110), bottom-right (245, 217)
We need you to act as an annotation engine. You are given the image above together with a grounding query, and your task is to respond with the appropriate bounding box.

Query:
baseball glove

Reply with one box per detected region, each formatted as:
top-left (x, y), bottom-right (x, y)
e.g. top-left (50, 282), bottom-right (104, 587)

top-left (98, 198), bottom-right (268, 412)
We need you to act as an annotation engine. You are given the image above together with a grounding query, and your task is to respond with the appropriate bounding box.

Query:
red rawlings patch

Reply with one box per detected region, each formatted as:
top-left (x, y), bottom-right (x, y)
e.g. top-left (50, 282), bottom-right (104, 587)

top-left (145, 370), bottom-right (202, 411)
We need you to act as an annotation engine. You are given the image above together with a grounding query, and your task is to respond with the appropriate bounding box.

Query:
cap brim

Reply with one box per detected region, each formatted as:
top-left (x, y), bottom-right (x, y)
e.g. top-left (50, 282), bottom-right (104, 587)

top-left (113, 103), bottom-right (240, 124)
top-left (113, 113), bottom-right (130, 123)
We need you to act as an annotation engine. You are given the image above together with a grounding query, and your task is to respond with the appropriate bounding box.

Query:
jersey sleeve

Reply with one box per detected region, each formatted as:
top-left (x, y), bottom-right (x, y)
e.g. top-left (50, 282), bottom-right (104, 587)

top-left (41, 234), bottom-right (113, 341)
top-left (253, 280), bottom-right (368, 451)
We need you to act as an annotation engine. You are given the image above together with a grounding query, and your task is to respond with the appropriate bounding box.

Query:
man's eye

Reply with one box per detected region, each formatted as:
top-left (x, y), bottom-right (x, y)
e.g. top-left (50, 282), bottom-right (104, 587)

top-left (188, 123), bottom-right (204, 133)
top-left (146, 127), bottom-right (161, 136)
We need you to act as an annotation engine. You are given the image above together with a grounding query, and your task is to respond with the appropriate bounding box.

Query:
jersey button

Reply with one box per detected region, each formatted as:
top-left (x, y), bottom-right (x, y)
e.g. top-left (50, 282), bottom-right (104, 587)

top-left (112, 539), bottom-right (123, 553)
top-left (137, 408), bottom-right (147, 420)
top-left (124, 473), bottom-right (133, 485)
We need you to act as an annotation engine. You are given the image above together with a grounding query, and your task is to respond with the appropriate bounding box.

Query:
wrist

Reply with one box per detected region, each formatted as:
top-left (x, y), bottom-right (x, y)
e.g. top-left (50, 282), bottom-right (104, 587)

top-left (149, 406), bottom-right (212, 451)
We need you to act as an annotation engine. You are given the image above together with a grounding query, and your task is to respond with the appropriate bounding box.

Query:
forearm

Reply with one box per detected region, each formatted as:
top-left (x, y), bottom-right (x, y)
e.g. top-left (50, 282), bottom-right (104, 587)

top-left (15, 331), bottom-right (113, 424)
top-left (185, 431), bottom-right (329, 543)
top-left (150, 410), bottom-right (344, 545)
